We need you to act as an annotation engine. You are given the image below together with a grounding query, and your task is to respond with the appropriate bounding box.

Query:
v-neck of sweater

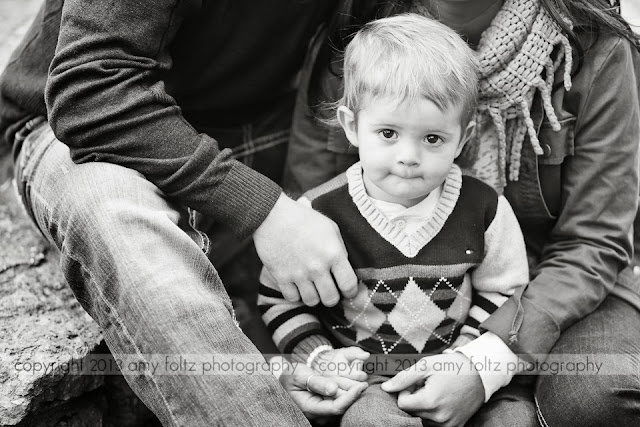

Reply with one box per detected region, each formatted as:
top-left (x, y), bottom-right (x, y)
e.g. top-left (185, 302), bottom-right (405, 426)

top-left (346, 162), bottom-right (462, 258)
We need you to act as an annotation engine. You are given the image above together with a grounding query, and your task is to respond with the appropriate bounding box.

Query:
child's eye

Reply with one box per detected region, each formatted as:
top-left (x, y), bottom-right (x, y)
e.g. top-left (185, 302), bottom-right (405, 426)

top-left (379, 129), bottom-right (398, 140)
top-left (424, 134), bottom-right (443, 145)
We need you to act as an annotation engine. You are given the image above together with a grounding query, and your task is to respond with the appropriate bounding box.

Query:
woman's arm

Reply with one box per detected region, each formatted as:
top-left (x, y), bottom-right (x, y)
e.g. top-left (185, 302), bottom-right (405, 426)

top-left (483, 35), bottom-right (640, 362)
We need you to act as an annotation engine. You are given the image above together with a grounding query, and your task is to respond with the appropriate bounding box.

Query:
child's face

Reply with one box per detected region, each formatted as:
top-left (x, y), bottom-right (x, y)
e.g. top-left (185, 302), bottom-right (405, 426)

top-left (338, 97), bottom-right (472, 207)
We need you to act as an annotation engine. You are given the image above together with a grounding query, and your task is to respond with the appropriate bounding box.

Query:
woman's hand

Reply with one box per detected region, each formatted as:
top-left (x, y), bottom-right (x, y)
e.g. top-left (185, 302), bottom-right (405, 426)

top-left (381, 352), bottom-right (484, 427)
top-left (278, 360), bottom-right (368, 420)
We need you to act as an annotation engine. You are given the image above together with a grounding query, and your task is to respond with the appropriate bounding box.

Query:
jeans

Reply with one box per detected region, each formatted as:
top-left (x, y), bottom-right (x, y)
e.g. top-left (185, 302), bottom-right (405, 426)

top-left (335, 375), bottom-right (537, 427)
top-left (339, 375), bottom-right (423, 427)
top-left (14, 120), bottom-right (309, 426)
top-left (535, 295), bottom-right (640, 426)
top-left (467, 378), bottom-right (537, 427)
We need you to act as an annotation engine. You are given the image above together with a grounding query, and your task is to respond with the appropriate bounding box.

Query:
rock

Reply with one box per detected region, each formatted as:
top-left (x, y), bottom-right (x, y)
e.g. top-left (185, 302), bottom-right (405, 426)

top-left (0, 184), bottom-right (104, 425)
top-left (14, 389), bottom-right (107, 427)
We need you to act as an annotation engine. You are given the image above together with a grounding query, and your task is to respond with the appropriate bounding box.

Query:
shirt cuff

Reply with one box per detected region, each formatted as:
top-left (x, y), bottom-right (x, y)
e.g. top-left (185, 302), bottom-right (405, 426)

top-left (453, 332), bottom-right (519, 402)
top-left (211, 161), bottom-right (282, 239)
top-left (291, 335), bottom-right (334, 364)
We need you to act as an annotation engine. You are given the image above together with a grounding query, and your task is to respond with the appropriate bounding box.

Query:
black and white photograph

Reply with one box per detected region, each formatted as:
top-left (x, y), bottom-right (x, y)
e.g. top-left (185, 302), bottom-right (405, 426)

top-left (1, 0), bottom-right (639, 426)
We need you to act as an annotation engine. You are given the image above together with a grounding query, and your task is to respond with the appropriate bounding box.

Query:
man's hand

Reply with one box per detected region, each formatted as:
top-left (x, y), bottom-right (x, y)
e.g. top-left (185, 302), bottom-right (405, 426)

top-left (279, 360), bottom-right (368, 420)
top-left (254, 193), bottom-right (357, 306)
top-left (381, 352), bottom-right (484, 427)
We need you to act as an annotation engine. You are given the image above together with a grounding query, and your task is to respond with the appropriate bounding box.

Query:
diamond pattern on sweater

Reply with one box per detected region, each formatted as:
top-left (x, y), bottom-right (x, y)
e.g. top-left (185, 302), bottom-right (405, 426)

top-left (337, 280), bottom-right (386, 342)
top-left (388, 277), bottom-right (446, 352)
top-left (331, 276), bottom-right (470, 354)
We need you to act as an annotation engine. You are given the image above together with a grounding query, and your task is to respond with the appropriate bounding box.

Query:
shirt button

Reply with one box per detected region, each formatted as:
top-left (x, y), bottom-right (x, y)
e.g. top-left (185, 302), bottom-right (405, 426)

top-left (395, 219), bottom-right (407, 229)
top-left (542, 144), bottom-right (552, 157)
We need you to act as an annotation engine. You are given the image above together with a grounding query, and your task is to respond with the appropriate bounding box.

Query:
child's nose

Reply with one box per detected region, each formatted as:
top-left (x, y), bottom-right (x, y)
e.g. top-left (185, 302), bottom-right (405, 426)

top-left (396, 140), bottom-right (420, 166)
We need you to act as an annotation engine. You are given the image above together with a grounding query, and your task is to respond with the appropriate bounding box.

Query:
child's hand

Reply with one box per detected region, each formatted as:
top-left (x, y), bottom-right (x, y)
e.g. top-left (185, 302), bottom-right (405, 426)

top-left (312, 346), bottom-right (369, 383)
top-left (381, 352), bottom-right (484, 426)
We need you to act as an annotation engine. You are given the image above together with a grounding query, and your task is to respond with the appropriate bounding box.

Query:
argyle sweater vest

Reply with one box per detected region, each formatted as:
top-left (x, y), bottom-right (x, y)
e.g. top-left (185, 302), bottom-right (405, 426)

top-left (307, 170), bottom-right (497, 356)
top-left (258, 163), bottom-right (521, 364)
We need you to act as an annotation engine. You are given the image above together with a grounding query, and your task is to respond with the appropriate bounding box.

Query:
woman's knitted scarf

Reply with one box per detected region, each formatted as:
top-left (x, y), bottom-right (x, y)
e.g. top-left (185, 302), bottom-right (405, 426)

top-left (412, 0), bottom-right (573, 193)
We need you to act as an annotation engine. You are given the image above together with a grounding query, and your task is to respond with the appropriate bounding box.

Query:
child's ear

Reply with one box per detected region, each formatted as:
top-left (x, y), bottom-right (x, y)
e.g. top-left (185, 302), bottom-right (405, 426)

top-left (455, 121), bottom-right (475, 158)
top-left (337, 106), bottom-right (359, 148)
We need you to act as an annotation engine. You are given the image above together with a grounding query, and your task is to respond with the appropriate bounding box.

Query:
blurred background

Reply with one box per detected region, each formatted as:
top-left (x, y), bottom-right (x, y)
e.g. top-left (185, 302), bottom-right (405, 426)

top-left (623, 0), bottom-right (640, 32)
top-left (0, 0), bottom-right (42, 72)
top-left (1, 0), bottom-right (638, 73)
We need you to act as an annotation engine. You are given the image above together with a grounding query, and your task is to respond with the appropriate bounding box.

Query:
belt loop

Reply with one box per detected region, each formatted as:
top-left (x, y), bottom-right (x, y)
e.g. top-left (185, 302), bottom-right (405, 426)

top-left (14, 116), bottom-right (47, 145)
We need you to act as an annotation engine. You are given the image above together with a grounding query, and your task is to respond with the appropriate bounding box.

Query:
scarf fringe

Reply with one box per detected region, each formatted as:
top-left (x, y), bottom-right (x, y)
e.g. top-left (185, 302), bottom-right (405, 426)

top-left (471, 1), bottom-right (573, 191)
top-left (411, 0), bottom-right (573, 192)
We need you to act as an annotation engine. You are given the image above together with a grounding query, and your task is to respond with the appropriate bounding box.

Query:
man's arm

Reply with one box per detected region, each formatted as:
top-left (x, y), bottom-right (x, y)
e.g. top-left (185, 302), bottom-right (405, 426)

top-left (46, 0), bottom-right (357, 298)
top-left (46, 0), bottom-right (280, 237)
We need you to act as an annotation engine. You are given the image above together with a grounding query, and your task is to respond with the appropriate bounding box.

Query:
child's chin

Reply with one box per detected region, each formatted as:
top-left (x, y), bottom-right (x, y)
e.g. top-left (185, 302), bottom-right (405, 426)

top-left (388, 192), bottom-right (429, 206)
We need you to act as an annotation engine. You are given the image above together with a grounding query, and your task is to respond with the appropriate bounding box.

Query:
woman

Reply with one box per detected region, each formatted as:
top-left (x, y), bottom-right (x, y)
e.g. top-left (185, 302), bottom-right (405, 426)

top-left (282, 0), bottom-right (640, 425)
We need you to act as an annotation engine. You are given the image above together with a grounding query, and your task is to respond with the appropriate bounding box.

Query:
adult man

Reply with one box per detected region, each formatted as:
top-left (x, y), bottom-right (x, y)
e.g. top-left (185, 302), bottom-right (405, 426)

top-left (0, 0), bottom-right (362, 424)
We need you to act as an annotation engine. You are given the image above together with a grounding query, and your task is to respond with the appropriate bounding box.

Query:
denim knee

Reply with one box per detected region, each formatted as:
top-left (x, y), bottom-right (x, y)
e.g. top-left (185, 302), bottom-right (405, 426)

top-left (535, 296), bottom-right (640, 427)
top-left (536, 372), bottom-right (640, 426)
top-left (340, 404), bottom-right (419, 427)
top-left (466, 378), bottom-right (538, 427)
top-left (339, 382), bottom-right (422, 427)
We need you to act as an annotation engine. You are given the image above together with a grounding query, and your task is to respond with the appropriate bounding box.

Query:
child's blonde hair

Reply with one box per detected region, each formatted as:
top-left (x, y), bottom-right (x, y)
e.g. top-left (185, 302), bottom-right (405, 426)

top-left (339, 13), bottom-right (479, 126)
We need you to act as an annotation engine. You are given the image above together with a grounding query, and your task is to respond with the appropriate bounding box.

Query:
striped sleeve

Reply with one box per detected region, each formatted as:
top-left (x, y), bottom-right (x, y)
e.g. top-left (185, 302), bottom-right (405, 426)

top-left (257, 267), bottom-right (333, 363)
top-left (463, 196), bottom-right (529, 337)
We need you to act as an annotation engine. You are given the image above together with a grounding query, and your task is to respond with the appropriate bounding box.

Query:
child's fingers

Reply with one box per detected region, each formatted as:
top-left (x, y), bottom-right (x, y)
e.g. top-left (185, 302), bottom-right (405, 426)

top-left (332, 375), bottom-right (368, 392)
top-left (348, 359), bottom-right (368, 381)
top-left (324, 354), bottom-right (367, 380)
top-left (340, 346), bottom-right (370, 362)
top-left (336, 367), bottom-right (368, 382)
